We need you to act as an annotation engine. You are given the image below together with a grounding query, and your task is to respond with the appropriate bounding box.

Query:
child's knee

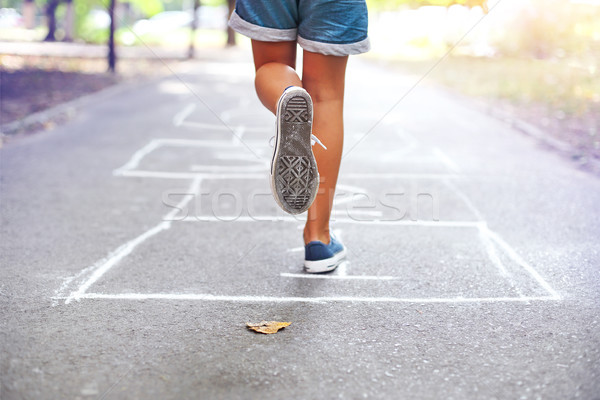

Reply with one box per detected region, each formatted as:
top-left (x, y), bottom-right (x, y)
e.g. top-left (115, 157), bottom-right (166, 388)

top-left (304, 85), bottom-right (343, 104)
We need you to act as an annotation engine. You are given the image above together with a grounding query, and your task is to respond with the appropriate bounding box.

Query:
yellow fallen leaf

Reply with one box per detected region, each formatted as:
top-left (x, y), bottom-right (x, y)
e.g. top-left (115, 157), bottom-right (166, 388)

top-left (246, 321), bottom-right (291, 334)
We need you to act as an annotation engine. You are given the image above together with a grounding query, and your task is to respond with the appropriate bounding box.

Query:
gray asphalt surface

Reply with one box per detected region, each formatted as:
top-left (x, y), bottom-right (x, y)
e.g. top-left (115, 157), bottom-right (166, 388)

top-left (2, 48), bottom-right (599, 399)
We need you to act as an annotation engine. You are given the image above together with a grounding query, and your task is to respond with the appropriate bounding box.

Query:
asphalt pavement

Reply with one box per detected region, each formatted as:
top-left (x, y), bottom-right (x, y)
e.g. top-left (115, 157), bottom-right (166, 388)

top-left (1, 47), bottom-right (599, 399)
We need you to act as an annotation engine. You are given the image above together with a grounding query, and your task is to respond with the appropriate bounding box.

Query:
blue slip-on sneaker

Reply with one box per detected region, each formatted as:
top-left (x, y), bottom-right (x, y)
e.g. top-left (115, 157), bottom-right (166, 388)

top-left (270, 86), bottom-right (320, 215)
top-left (304, 236), bottom-right (347, 273)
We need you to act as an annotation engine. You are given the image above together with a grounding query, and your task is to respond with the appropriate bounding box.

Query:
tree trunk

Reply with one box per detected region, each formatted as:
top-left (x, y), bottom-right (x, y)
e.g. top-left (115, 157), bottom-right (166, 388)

top-left (108, 0), bottom-right (117, 73)
top-left (64, 0), bottom-right (74, 42)
top-left (22, 0), bottom-right (35, 30)
top-left (188, 0), bottom-right (200, 59)
top-left (226, 0), bottom-right (236, 46)
top-left (44, 0), bottom-right (60, 42)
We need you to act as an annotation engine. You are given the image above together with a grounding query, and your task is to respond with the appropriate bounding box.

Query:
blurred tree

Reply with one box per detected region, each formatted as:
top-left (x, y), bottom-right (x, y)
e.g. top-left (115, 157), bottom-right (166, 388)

top-left (188, 0), bottom-right (200, 58)
top-left (64, 0), bottom-right (74, 41)
top-left (23, 0), bottom-right (36, 29)
top-left (108, 0), bottom-right (116, 72)
top-left (226, 0), bottom-right (235, 46)
top-left (43, 0), bottom-right (90, 41)
top-left (44, 0), bottom-right (59, 41)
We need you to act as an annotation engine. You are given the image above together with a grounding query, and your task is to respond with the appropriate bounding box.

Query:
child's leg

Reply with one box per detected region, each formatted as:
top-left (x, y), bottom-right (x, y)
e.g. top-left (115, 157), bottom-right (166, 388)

top-left (301, 51), bottom-right (348, 245)
top-left (251, 40), bottom-right (348, 244)
top-left (252, 40), bottom-right (301, 114)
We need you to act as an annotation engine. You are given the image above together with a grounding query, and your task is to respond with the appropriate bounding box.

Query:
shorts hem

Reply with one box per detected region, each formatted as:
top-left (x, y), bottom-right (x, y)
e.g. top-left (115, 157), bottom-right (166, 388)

top-left (228, 11), bottom-right (297, 42)
top-left (297, 36), bottom-right (371, 56)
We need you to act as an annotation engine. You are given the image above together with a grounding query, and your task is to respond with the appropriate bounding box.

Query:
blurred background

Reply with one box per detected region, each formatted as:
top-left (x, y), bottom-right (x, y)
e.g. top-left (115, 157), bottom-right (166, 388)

top-left (1, 0), bottom-right (598, 169)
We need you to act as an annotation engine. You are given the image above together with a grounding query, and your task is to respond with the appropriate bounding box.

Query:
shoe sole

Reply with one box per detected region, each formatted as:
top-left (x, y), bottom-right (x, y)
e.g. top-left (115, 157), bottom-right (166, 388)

top-left (304, 249), bottom-right (347, 274)
top-left (270, 88), bottom-right (319, 215)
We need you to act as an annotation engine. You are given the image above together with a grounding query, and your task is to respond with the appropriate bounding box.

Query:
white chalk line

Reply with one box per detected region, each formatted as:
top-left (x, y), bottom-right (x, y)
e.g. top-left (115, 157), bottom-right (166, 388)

top-left (433, 148), bottom-right (461, 173)
top-left (344, 173), bottom-right (459, 180)
top-left (173, 103), bottom-right (196, 127)
top-left (434, 151), bottom-right (513, 283)
top-left (213, 151), bottom-right (265, 161)
top-left (112, 138), bottom-right (459, 181)
top-left (180, 121), bottom-right (233, 131)
top-left (53, 263), bottom-right (105, 307)
top-left (478, 226), bottom-right (510, 277)
top-left (280, 273), bottom-right (395, 281)
top-left (56, 293), bottom-right (560, 304)
top-left (434, 150), bottom-right (559, 299)
top-left (334, 183), bottom-right (372, 207)
top-left (482, 225), bottom-right (561, 299)
top-left (331, 209), bottom-right (384, 218)
top-left (163, 176), bottom-right (202, 221)
top-left (115, 170), bottom-right (267, 180)
top-left (116, 169), bottom-right (460, 180)
top-left (190, 164), bottom-right (267, 173)
top-left (442, 178), bottom-right (486, 221)
top-left (478, 225), bottom-right (526, 298)
top-left (433, 150), bottom-right (484, 222)
top-left (114, 139), bottom-right (463, 180)
top-left (113, 139), bottom-right (162, 175)
top-left (143, 138), bottom-right (265, 148)
top-left (65, 221), bottom-right (172, 304)
top-left (179, 214), bottom-right (552, 295)
top-left (180, 121), bottom-right (269, 133)
top-left (182, 215), bottom-right (485, 228)
top-left (336, 183), bottom-right (370, 194)
top-left (113, 138), bottom-right (269, 177)
top-left (64, 177), bottom-right (203, 304)
top-left (68, 127), bottom-right (561, 305)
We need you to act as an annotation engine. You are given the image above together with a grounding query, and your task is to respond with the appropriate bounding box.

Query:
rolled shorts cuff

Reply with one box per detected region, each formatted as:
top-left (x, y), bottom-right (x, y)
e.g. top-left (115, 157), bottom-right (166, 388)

top-left (228, 11), bottom-right (296, 42)
top-left (298, 36), bottom-right (371, 57)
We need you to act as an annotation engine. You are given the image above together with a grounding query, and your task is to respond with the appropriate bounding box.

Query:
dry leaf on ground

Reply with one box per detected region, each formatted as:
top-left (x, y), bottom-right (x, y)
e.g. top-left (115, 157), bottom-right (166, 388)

top-left (246, 321), bottom-right (291, 334)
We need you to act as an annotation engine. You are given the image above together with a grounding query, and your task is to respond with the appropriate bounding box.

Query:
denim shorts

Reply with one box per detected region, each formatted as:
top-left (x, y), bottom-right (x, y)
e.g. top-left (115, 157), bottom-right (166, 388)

top-left (228, 0), bottom-right (370, 56)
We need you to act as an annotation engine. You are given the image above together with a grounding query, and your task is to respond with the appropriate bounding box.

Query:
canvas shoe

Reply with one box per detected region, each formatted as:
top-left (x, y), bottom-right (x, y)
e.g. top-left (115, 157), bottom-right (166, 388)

top-left (304, 235), bottom-right (347, 273)
top-left (270, 86), bottom-right (322, 214)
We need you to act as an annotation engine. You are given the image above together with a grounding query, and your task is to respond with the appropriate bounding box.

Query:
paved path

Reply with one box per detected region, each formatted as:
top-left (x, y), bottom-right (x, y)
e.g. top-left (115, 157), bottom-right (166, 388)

top-left (1, 48), bottom-right (599, 399)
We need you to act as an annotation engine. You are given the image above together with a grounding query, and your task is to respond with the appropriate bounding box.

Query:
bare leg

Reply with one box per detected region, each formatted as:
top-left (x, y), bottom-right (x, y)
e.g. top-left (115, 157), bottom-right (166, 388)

top-left (251, 40), bottom-right (348, 245)
top-left (302, 51), bottom-right (348, 245)
top-left (252, 40), bottom-right (301, 114)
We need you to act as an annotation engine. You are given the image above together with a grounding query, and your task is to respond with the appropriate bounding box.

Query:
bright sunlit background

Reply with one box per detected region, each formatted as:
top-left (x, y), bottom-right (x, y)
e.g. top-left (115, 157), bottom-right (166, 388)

top-left (1, 0), bottom-right (598, 165)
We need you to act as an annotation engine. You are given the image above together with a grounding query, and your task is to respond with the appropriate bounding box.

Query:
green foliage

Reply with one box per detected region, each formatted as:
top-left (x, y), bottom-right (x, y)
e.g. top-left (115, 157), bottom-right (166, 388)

top-left (73, 0), bottom-right (99, 41)
top-left (200, 0), bottom-right (226, 6)
top-left (120, 0), bottom-right (163, 17)
top-left (89, 0), bottom-right (163, 17)
top-left (73, 0), bottom-right (165, 43)
top-left (495, 0), bottom-right (600, 59)
top-left (1, 0), bottom-right (22, 9)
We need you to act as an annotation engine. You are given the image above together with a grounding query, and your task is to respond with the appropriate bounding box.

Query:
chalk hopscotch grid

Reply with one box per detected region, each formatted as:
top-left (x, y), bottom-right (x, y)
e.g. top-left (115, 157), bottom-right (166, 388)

top-left (54, 106), bottom-right (561, 305)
